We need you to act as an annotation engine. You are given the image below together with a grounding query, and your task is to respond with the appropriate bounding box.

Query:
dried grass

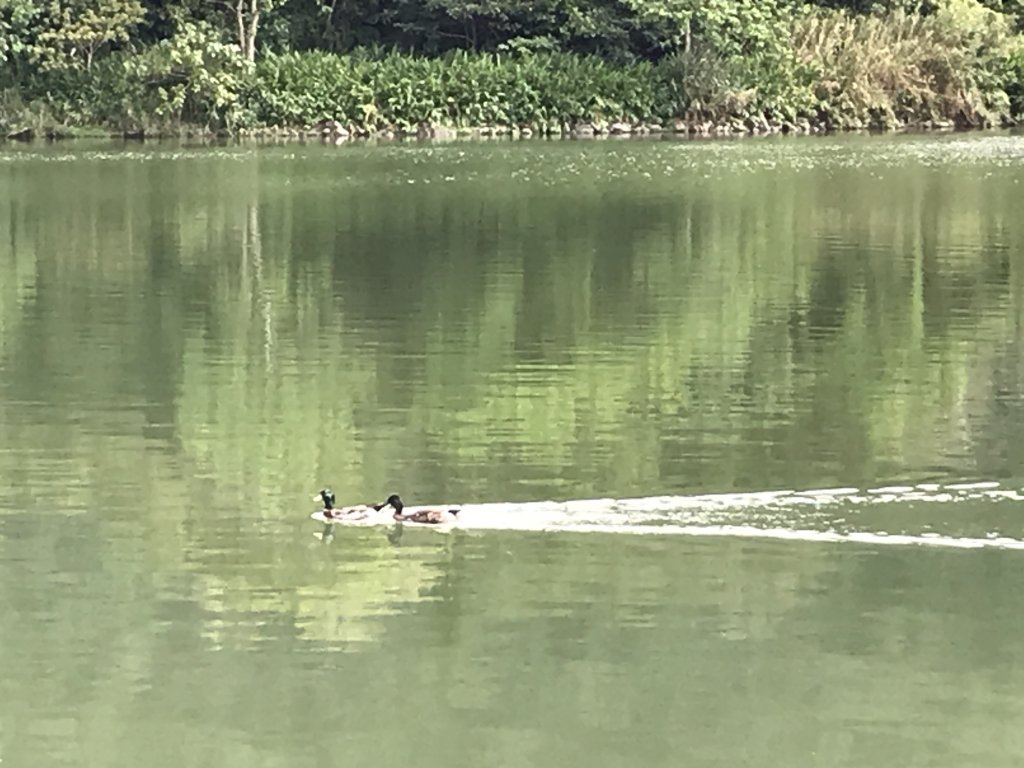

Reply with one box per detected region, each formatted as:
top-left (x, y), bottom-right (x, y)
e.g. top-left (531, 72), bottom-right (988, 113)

top-left (794, 0), bottom-right (1018, 126)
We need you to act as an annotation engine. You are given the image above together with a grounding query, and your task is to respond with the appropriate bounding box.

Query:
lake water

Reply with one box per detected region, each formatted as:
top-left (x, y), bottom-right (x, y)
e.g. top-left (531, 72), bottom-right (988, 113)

top-left (2, 134), bottom-right (1024, 766)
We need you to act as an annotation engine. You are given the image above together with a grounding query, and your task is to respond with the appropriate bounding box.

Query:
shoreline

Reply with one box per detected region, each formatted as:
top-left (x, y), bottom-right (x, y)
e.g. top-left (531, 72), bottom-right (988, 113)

top-left (4, 116), bottom-right (999, 145)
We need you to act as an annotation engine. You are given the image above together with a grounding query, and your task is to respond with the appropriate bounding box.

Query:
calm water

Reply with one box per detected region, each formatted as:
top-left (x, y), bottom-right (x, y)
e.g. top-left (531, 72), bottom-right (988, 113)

top-left (2, 134), bottom-right (1024, 766)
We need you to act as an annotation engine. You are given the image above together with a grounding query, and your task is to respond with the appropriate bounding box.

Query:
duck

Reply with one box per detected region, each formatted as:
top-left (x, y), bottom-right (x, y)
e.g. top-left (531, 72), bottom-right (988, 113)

top-left (312, 488), bottom-right (383, 522)
top-left (377, 493), bottom-right (461, 524)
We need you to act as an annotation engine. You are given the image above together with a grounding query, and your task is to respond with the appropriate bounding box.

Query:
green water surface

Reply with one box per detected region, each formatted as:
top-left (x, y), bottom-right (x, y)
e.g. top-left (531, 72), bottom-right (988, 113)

top-left (2, 134), bottom-right (1024, 767)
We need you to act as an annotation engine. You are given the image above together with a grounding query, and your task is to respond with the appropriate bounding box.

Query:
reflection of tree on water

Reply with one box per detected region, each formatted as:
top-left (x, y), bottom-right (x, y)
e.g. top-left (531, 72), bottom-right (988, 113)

top-left (241, 201), bottom-right (274, 368)
top-left (3, 147), bottom-right (1024, 508)
top-left (196, 525), bottom-right (460, 650)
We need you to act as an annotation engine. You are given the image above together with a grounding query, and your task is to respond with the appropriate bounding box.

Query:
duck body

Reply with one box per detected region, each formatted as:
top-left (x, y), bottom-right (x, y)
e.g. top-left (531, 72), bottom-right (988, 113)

top-left (311, 489), bottom-right (388, 524)
top-left (379, 494), bottom-right (461, 525)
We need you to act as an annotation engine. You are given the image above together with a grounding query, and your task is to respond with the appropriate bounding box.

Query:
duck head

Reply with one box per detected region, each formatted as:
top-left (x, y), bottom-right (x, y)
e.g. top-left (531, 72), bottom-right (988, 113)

top-left (374, 494), bottom-right (403, 515)
top-left (313, 488), bottom-right (335, 510)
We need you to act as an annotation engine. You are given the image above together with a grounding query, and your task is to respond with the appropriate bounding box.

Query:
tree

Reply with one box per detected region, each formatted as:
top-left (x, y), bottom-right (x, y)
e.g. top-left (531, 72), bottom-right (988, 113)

top-left (30, 0), bottom-right (144, 71)
top-left (234, 0), bottom-right (261, 60)
top-left (0, 0), bottom-right (42, 71)
top-left (164, 0), bottom-right (285, 61)
top-left (122, 19), bottom-right (253, 128)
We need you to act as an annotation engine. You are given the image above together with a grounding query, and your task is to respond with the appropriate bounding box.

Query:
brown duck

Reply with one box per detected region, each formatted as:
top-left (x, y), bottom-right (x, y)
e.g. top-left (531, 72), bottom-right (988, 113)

top-left (378, 494), bottom-right (461, 524)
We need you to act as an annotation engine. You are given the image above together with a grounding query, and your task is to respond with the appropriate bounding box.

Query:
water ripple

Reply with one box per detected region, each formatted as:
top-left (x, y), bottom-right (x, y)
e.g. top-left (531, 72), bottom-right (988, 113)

top-left (391, 480), bottom-right (1024, 551)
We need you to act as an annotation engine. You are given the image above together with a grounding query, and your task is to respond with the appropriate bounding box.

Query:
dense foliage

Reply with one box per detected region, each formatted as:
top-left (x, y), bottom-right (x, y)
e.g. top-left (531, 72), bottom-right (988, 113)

top-left (0, 0), bottom-right (1021, 135)
top-left (254, 50), bottom-right (671, 131)
top-left (795, 0), bottom-right (1024, 128)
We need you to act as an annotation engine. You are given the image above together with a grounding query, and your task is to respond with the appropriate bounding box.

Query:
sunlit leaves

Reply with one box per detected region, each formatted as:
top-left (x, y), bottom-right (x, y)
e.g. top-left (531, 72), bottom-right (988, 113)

top-left (0, 0), bottom-right (41, 68)
top-left (117, 20), bottom-right (252, 128)
top-left (30, 0), bottom-right (144, 71)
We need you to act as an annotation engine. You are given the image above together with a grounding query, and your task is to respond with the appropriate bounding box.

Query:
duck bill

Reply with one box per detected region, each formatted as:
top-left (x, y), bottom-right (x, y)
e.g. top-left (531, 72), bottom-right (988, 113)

top-left (312, 493), bottom-right (323, 502)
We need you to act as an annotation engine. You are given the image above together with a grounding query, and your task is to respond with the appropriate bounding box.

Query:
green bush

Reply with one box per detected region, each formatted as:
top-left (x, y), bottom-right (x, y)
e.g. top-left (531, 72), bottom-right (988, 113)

top-left (1, 67), bottom-right (95, 132)
top-left (1, 20), bottom-right (252, 134)
top-left (252, 49), bottom-right (673, 130)
top-left (1005, 47), bottom-right (1024, 118)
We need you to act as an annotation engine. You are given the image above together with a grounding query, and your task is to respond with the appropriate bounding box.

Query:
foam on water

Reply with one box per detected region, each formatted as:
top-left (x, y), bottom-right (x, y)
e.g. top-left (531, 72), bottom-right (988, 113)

top-left (527, 524), bottom-right (1024, 550)
top-left (438, 481), bottom-right (1024, 551)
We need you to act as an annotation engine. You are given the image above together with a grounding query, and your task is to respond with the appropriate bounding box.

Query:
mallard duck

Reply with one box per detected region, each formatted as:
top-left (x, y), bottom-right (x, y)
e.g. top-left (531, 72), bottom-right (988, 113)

top-left (312, 488), bottom-right (381, 521)
top-left (378, 494), bottom-right (461, 524)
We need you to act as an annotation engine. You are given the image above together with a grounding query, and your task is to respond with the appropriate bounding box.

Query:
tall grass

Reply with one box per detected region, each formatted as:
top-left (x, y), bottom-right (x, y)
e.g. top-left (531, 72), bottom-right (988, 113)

top-left (794, 0), bottom-right (1022, 127)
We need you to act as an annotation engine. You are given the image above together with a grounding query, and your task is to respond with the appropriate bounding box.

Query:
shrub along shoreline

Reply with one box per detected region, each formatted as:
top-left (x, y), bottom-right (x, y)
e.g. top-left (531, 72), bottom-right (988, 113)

top-left (2, 1), bottom-right (1022, 142)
